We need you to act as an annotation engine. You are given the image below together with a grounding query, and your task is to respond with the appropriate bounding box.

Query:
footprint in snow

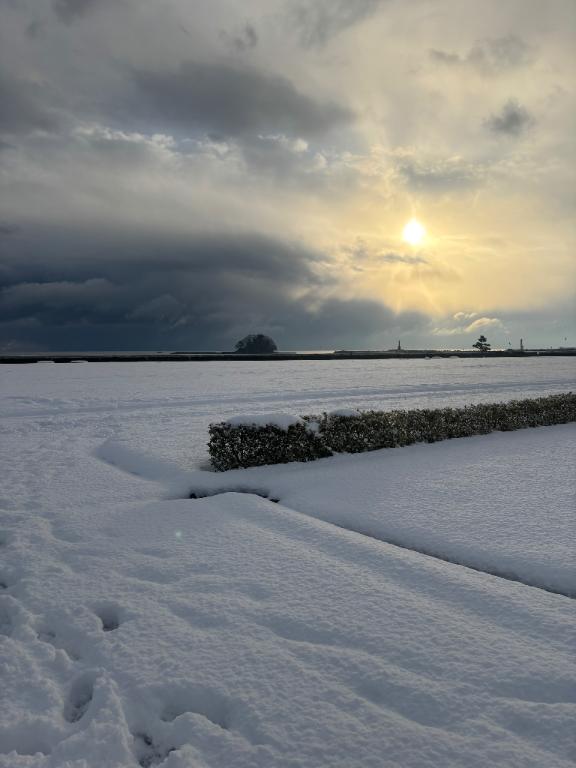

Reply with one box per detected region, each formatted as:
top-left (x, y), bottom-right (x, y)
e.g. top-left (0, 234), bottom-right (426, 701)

top-left (160, 685), bottom-right (231, 730)
top-left (0, 568), bottom-right (22, 593)
top-left (133, 732), bottom-right (175, 768)
top-left (0, 600), bottom-right (15, 637)
top-left (94, 603), bottom-right (123, 632)
top-left (37, 625), bottom-right (81, 661)
top-left (63, 672), bottom-right (96, 724)
top-left (157, 683), bottom-right (267, 744)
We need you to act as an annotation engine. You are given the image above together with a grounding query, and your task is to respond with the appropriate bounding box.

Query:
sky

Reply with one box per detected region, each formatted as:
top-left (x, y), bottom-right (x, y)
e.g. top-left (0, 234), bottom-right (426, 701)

top-left (0, 0), bottom-right (574, 352)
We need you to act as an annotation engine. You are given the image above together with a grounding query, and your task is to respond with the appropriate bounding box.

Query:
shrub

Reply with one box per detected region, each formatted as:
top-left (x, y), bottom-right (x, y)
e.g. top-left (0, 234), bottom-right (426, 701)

top-left (208, 419), bottom-right (331, 472)
top-left (319, 394), bottom-right (576, 453)
top-left (208, 393), bottom-right (576, 471)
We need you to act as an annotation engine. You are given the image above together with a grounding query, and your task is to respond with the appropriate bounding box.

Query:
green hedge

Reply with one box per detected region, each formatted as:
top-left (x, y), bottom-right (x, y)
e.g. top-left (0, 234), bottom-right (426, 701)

top-left (208, 419), bottom-right (331, 472)
top-left (208, 393), bottom-right (576, 471)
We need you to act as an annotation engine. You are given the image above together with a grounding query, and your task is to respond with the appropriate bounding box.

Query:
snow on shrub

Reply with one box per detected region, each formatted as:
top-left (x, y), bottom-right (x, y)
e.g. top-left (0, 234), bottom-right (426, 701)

top-left (320, 394), bottom-right (576, 453)
top-left (208, 393), bottom-right (576, 470)
top-left (208, 415), bottom-right (331, 472)
top-left (224, 413), bottom-right (306, 430)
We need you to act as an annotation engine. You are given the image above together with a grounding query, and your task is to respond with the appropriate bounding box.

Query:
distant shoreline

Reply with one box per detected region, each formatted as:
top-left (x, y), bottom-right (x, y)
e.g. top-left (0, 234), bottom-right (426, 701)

top-left (1, 349), bottom-right (575, 364)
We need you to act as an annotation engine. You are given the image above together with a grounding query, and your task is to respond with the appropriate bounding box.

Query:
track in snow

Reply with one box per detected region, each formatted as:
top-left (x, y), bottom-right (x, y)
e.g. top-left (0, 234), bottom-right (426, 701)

top-left (188, 489), bottom-right (575, 600)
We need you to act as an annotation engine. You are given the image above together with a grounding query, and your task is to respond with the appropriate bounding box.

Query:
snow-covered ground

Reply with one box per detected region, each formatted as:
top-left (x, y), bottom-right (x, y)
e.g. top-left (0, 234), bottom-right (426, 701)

top-left (1, 359), bottom-right (575, 767)
top-left (1, 356), bottom-right (574, 470)
top-left (173, 424), bottom-right (576, 597)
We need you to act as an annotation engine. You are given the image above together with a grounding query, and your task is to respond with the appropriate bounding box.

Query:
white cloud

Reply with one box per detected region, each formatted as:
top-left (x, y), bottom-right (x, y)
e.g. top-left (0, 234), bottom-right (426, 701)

top-left (432, 316), bottom-right (504, 336)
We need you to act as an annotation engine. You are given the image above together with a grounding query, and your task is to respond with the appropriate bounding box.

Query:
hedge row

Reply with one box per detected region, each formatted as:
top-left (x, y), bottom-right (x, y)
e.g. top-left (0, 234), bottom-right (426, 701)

top-left (208, 419), bottom-right (331, 472)
top-left (208, 392), bottom-right (576, 471)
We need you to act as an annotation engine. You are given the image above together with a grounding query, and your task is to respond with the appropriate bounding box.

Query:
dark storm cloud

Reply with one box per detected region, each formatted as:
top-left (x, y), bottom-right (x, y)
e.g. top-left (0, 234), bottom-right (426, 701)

top-left (0, 277), bottom-right (126, 326)
top-left (292, 0), bottom-right (384, 47)
top-left (284, 298), bottom-right (426, 350)
top-left (0, 230), bottom-right (320, 289)
top-left (0, 228), bottom-right (426, 351)
top-left (0, 230), bottom-right (317, 349)
top-left (430, 35), bottom-right (534, 75)
top-left (0, 1), bottom-right (570, 354)
top-left (132, 60), bottom-right (352, 138)
top-left (0, 74), bottom-right (60, 137)
top-left (484, 99), bottom-right (533, 136)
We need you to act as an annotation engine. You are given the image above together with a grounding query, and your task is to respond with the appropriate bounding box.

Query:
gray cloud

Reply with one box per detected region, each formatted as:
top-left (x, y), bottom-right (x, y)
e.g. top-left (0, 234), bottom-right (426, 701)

top-left (0, 0), bottom-right (572, 352)
top-left (238, 134), bottom-right (316, 180)
top-left (25, 20), bottom-right (45, 39)
top-left (0, 74), bottom-right (60, 137)
top-left (0, 228), bottom-right (425, 351)
top-left (0, 230), bottom-right (314, 348)
top-left (222, 23), bottom-right (259, 53)
top-left (380, 252), bottom-right (427, 265)
top-left (292, 0), bottom-right (385, 47)
top-left (0, 224), bottom-right (19, 237)
top-left (287, 298), bottom-right (425, 350)
top-left (397, 156), bottom-right (482, 193)
top-left (430, 35), bottom-right (534, 75)
top-left (429, 50), bottom-right (460, 66)
top-left (52, 0), bottom-right (103, 23)
top-left (484, 99), bottom-right (533, 136)
top-left (132, 60), bottom-right (352, 139)
top-left (345, 241), bottom-right (429, 267)
top-left (0, 229), bottom-right (321, 289)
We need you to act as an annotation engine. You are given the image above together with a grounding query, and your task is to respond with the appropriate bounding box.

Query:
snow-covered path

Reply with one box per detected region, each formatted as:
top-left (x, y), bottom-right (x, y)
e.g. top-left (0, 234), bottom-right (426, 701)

top-left (1, 360), bottom-right (575, 767)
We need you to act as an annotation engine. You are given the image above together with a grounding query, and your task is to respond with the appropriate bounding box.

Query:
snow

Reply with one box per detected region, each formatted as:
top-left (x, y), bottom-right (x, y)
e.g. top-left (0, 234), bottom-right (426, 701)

top-left (1, 356), bottom-right (574, 469)
top-left (224, 413), bottom-right (304, 430)
top-left (1, 359), bottom-right (575, 767)
top-left (198, 425), bottom-right (576, 597)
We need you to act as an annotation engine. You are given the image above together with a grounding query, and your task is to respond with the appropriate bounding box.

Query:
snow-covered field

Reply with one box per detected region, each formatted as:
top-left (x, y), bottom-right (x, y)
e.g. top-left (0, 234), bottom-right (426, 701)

top-left (1, 358), bottom-right (575, 767)
top-left (2, 356), bottom-right (574, 470)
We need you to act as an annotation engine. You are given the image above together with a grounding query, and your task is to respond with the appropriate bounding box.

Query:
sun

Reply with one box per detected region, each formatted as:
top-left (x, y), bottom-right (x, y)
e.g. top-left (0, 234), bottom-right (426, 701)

top-left (402, 218), bottom-right (426, 246)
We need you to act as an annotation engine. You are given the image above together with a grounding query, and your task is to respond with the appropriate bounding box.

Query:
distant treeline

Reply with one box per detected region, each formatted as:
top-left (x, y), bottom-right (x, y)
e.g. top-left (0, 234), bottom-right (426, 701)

top-left (1, 348), bottom-right (575, 364)
top-left (208, 393), bottom-right (576, 471)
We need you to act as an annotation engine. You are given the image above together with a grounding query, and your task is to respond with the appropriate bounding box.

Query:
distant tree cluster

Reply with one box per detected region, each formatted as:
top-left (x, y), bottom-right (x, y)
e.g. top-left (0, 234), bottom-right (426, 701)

top-left (472, 335), bottom-right (491, 353)
top-left (234, 334), bottom-right (278, 354)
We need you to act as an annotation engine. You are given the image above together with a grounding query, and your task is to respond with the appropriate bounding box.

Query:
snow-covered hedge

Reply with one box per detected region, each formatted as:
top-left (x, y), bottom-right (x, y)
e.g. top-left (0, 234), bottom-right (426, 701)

top-left (208, 416), bottom-right (331, 472)
top-left (208, 393), bottom-right (576, 470)
top-left (321, 394), bottom-right (576, 454)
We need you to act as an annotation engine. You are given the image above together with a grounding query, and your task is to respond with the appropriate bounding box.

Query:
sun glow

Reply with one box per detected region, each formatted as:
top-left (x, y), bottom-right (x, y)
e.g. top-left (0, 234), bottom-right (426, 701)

top-left (402, 218), bottom-right (426, 246)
